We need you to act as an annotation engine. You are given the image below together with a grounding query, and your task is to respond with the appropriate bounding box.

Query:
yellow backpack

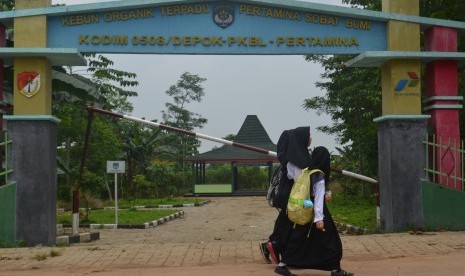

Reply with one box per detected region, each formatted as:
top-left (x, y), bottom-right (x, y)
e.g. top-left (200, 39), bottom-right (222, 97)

top-left (287, 168), bottom-right (323, 226)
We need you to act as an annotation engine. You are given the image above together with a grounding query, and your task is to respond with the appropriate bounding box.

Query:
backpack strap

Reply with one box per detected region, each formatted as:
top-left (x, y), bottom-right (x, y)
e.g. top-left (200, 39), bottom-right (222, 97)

top-left (309, 169), bottom-right (324, 200)
top-left (288, 169), bottom-right (323, 206)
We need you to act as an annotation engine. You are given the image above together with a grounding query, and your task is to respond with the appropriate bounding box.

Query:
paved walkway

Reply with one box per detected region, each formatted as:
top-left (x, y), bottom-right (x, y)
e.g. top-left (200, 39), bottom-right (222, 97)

top-left (1, 197), bottom-right (465, 275)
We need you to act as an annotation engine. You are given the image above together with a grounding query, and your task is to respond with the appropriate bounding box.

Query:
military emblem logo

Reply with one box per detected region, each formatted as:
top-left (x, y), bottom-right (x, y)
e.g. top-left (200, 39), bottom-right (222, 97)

top-left (18, 71), bottom-right (41, 98)
top-left (213, 3), bottom-right (234, 29)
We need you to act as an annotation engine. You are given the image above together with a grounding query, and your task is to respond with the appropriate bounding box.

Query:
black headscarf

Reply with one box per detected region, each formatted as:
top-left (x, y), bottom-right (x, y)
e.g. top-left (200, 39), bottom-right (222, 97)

top-left (311, 146), bottom-right (330, 185)
top-left (280, 126), bottom-right (312, 169)
top-left (277, 130), bottom-right (289, 167)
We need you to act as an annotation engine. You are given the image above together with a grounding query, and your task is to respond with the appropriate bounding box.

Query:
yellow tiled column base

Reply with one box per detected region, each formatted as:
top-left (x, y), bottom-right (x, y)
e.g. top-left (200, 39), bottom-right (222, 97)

top-left (381, 0), bottom-right (421, 115)
top-left (13, 58), bottom-right (52, 115)
top-left (13, 0), bottom-right (52, 115)
top-left (381, 60), bottom-right (421, 115)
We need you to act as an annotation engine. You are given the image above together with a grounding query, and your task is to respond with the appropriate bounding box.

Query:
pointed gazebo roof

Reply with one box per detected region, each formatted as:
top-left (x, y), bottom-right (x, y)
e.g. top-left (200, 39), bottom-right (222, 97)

top-left (184, 115), bottom-right (278, 163)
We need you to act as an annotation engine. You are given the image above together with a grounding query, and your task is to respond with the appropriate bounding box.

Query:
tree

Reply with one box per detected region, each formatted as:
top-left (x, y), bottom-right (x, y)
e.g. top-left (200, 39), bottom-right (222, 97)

top-left (119, 121), bottom-right (176, 199)
top-left (53, 53), bottom-right (140, 202)
top-left (0, 1), bottom-right (14, 11)
top-left (161, 72), bottom-right (208, 192)
top-left (161, 72), bottom-right (208, 161)
top-left (85, 54), bottom-right (139, 113)
top-left (223, 134), bottom-right (236, 141)
top-left (304, 55), bottom-right (381, 180)
top-left (304, 0), bottom-right (465, 184)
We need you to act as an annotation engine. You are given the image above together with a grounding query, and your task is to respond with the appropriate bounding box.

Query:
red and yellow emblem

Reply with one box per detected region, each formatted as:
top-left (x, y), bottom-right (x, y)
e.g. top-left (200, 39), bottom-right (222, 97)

top-left (18, 71), bottom-right (41, 98)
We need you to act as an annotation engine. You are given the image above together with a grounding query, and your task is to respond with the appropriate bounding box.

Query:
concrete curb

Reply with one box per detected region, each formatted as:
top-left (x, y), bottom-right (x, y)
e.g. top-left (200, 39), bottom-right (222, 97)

top-left (55, 210), bottom-right (184, 245)
top-left (55, 200), bottom-right (209, 245)
top-left (56, 231), bottom-right (100, 246)
top-left (99, 199), bottom-right (212, 211)
top-left (87, 210), bottom-right (185, 229)
top-left (335, 221), bottom-right (378, 235)
top-left (58, 210), bottom-right (185, 232)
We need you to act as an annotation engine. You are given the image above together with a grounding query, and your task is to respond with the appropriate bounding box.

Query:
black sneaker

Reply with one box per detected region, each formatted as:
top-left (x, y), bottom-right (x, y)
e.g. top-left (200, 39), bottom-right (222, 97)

top-left (267, 241), bottom-right (280, 264)
top-left (258, 242), bottom-right (271, 263)
top-left (274, 265), bottom-right (296, 276)
top-left (331, 269), bottom-right (354, 276)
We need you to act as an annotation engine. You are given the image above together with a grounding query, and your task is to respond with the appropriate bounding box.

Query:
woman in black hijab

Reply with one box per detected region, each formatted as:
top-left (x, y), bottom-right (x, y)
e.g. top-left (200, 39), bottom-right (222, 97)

top-left (277, 146), bottom-right (353, 276)
top-left (260, 127), bottom-right (313, 267)
top-left (282, 126), bottom-right (313, 169)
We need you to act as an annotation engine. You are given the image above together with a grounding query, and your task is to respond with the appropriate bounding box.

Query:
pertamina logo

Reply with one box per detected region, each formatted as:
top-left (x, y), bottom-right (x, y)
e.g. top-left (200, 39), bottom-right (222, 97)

top-left (18, 71), bottom-right (41, 98)
top-left (394, 72), bottom-right (419, 92)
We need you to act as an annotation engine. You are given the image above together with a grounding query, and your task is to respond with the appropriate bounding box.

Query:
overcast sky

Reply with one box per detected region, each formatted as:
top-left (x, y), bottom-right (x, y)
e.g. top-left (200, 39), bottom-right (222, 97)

top-left (52, 0), bottom-right (349, 153)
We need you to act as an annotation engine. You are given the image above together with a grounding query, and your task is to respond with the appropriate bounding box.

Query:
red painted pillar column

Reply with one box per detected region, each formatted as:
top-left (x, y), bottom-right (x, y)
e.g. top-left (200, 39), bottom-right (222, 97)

top-left (424, 26), bottom-right (463, 189)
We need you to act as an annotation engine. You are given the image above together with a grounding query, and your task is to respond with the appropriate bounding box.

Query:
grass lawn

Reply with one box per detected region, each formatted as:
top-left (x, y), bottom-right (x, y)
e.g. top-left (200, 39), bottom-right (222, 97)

top-left (328, 193), bottom-right (378, 230)
top-left (57, 209), bottom-right (177, 225)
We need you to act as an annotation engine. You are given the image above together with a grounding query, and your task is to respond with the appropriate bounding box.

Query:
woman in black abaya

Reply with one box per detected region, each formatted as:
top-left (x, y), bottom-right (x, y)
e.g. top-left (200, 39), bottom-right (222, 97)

top-left (263, 127), bottom-right (313, 271)
top-left (278, 146), bottom-right (353, 276)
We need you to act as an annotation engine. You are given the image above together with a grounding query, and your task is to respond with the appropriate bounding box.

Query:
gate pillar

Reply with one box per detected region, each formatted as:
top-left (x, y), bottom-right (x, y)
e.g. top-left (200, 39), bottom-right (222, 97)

top-left (424, 26), bottom-right (463, 189)
top-left (376, 0), bottom-right (427, 232)
top-left (7, 0), bottom-right (57, 246)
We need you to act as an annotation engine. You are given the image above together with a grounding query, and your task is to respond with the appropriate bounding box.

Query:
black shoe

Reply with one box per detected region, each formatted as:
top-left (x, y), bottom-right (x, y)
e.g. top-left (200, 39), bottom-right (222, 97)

top-left (274, 265), bottom-right (296, 276)
top-left (331, 269), bottom-right (354, 276)
top-left (258, 242), bottom-right (271, 263)
top-left (267, 241), bottom-right (280, 264)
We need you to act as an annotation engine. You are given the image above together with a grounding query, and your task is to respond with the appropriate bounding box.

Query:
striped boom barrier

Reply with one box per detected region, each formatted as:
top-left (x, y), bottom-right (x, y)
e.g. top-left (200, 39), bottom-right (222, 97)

top-left (87, 106), bottom-right (378, 184)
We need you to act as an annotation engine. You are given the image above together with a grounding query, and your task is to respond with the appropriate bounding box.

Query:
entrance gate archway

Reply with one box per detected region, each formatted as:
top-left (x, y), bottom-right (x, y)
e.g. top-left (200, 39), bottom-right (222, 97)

top-left (0, 0), bottom-right (464, 246)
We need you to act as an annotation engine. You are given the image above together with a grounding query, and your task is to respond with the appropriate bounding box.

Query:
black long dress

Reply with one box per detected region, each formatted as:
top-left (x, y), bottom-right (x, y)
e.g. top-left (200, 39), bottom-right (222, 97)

top-left (281, 195), bottom-right (342, 271)
top-left (268, 127), bottom-right (312, 256)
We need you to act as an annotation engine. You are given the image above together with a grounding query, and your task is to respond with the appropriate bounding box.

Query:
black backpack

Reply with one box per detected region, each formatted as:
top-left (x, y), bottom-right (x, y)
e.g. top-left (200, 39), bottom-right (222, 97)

top-left (266, 165), bottom-right (292, 210)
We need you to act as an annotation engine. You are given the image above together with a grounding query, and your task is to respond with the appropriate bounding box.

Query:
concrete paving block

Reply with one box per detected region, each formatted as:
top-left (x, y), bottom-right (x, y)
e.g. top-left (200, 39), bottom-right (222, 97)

top-left (56, 224), bottom-right (64, 235)
top-left (90, 224), bottom-right (104, 229)
top-left (56, 235), bottom-right (69, 246)
top-left (103, 224), bottom-right (117, 229)
top-left (90, 232), bottom-right (100, 241)
top-left (79, 232), bottom-right (91, 242)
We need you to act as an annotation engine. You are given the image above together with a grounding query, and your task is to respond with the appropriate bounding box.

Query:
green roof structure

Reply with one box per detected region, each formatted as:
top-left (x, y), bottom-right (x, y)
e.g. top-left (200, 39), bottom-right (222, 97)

top-left (184, 115), bottom-right (278, 195)
top-left (185, 115), bottom-right (278, 163)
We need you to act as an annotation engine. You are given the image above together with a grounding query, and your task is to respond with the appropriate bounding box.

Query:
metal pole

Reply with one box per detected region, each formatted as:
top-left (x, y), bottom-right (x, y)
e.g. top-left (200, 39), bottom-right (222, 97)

top-left (460, 140), bottom-right (465, 191)
top-left (115, 173), bottom-right (118, 226)
top-left (87, 106), bottom-right (378, 184)
top-left (439, 136), bottom-right (443, 186)
top-left (454, 139), bottom-right (458, 190)
top-left (73, 107), bottom-right (94, 235)
top-left (433, 134), bottom-right (436, 183)
top-left (4, 132), bottom-right (7, 185)
top-left (425, 133), bottom-right (428, 181)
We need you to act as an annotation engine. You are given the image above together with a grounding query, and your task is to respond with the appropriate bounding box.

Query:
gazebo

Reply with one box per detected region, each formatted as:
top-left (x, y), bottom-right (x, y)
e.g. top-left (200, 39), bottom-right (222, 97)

top-left (184, 115), bottom-right (278, 195)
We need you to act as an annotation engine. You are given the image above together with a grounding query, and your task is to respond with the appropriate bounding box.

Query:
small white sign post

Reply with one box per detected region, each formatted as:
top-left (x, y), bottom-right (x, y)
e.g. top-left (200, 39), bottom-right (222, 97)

top-left (107, 161), bottom-right (125, 226)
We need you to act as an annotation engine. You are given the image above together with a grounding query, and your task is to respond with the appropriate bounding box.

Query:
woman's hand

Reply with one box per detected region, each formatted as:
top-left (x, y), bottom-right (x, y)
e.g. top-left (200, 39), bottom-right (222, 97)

top-left (315, 220), bottom-right (325, 231)
top-left (325, 191), bottom-right (332, 202)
